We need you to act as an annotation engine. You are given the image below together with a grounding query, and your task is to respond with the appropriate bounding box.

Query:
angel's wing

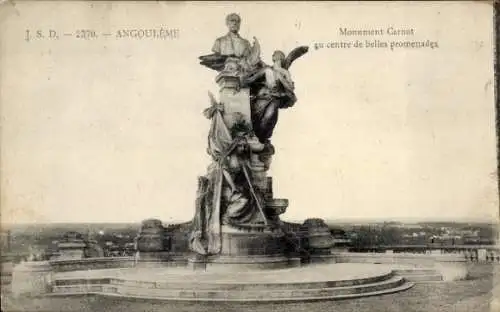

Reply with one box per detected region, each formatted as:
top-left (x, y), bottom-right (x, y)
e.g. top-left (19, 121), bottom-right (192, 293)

top-left (283, 46), bottom-right (309, 70)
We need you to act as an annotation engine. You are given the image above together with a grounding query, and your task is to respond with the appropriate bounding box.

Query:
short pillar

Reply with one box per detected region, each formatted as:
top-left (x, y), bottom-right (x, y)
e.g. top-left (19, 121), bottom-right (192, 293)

top-left (477, 248), bottom-right (487, 262)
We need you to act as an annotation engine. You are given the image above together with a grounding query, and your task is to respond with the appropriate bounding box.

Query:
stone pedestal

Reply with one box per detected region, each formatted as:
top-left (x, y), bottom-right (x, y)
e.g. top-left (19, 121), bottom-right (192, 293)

top-left (188, 225), bottom-right (300, 271)
top-left (135, 218), bottom-right (172, 265)
top-left (301, 218), bottom-right (336, 263)
top-left (135, 218), bottom-right (165, 252)
top-left (218, 225), bottom-right (285, 257)
top-left (135, 219), bottom-right (192, 266)
top-left (216, 73), bottom-right (252, 129)
top-left (302, 219), bottom-right (335, 249)
top-left (11, 261), bottom-right (53, 297)
top-left (135, 234), bottom-right (164, 252)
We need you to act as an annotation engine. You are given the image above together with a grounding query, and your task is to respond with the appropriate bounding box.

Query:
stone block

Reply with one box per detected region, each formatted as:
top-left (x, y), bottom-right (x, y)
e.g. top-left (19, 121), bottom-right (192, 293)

top-left (216, 73), bottom-right (240, 89)
top-left (135, 234), bottom-right (164, 252)
top-left (11, 261), bottom-right (53, 297)
top-left (218, 227), bottom-right (286, 257)
top-left (302, 218), bottom-right (334, 251)
top-left (219, 83), bottom-right (251, 130)
top-left (186, 225), bottom-right (298, 271)
top-left (136, 218), bottom-right (166, 252)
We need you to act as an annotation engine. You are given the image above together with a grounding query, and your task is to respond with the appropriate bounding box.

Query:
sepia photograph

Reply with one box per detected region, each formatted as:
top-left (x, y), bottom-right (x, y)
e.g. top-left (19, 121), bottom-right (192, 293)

top-left (0, 1), bottom-right (498, 311)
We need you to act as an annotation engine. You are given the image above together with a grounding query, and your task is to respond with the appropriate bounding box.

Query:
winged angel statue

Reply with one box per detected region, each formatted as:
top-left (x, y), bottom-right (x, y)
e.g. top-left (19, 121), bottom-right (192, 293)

top-left (240, 41), bottom-right (308, 144)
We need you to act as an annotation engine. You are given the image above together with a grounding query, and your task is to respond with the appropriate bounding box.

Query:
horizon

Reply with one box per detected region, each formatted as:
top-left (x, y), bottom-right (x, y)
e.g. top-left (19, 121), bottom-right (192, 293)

top-left (2, 215), bottom-right (499, 227)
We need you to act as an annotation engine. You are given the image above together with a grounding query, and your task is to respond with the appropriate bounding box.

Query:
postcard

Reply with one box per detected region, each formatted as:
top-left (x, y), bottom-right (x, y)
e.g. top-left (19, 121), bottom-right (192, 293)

top-left (0, 1), bottom-right (497, 311)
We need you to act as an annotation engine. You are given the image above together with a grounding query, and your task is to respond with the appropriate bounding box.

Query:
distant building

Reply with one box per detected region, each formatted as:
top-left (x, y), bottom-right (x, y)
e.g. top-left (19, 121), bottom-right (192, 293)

top-left (0, 230), bottom-right (12, 252)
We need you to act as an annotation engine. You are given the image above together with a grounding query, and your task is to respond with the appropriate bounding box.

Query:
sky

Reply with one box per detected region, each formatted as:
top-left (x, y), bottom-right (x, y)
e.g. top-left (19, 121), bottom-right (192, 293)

top-left (0, 1), bottom-right (497, 224)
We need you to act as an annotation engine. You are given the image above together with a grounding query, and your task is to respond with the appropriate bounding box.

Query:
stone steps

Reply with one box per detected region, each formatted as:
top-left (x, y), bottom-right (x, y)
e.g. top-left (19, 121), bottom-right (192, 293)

top-left (392, 268), bottom-right (443, 282)
top-left (392, 269), bottom-right (438, 274)
top-left (49, 274), bottom-right (414, 302)
top-left (54, 271), bottom-right (395, 291)
top-left (402, 274), bottom-right (443, 282)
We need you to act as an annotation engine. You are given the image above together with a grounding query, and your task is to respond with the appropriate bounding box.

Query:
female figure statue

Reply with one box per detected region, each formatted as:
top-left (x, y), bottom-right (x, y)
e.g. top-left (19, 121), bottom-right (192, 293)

top-left (241, 46), bottom-right (308, 143)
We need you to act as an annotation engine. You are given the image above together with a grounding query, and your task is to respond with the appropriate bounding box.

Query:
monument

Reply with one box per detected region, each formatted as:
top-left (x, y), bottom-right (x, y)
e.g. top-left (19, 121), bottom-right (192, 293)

top-left (8, 14), bottom-right (472, 304)
top-left (132, 13), bottom-right (338, 267)
top-left (189, 13), bottom-right (310, 269)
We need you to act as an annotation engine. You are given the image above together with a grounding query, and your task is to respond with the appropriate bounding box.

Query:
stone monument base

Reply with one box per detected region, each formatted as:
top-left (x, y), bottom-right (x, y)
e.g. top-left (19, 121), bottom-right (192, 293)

top-left (308, 251), bottom-right (337, 264)
top-left (135, 251), bottom-right (187, 268)
top-left (44, 263), bottom-right (414, 302)
top-left (188, 224), bottom-right (301, 271)
top-left (187, 255), bottom-right (300, 271)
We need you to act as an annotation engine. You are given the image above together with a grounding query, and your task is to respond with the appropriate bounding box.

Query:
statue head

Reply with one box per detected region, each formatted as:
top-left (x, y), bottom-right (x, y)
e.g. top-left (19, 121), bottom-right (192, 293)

top-left (226, 13), bottom-right (241, 33)
top-left (272, 50), bottom-right (286, 67)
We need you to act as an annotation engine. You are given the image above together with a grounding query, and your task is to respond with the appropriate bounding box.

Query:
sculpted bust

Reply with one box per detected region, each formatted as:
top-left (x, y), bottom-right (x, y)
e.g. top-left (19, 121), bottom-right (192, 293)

top-left (199, 13), bottom-right (261, 72)
top-left (212, 13), bottom-right (251, 58)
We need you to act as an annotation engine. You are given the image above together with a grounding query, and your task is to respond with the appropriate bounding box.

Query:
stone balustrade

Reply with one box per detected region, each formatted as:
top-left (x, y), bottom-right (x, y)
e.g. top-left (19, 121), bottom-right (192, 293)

top-left (347, 245), bottom-right (500, 263)
top-left (49, 257), bottom-right (136, 272)
top-left (335, 251), bottom-right (469, 281)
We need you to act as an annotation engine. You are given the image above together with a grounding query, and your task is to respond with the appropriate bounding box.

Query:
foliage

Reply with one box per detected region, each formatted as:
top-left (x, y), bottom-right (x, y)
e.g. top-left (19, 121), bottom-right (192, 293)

top-left (348, 224), bottom-right (403, 248)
